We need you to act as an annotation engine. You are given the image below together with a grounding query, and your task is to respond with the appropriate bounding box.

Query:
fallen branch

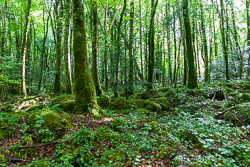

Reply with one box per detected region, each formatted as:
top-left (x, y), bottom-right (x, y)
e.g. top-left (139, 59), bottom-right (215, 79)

top-left (221, 105), bottom-right (246, 126)
top-left (11, 158), bottom-right (31, 162)
top-left (13, 141), bottom-right (68, 149)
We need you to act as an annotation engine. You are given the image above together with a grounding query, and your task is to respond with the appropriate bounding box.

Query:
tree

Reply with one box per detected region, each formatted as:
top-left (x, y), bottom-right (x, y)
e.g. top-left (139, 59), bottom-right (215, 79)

top-left (183, 0), bottom-right (198, 89)
top-left (64, 0), bottom-right (73, 94)
top-left (54, 0), bottom-right (63, 94)
top-left (128, 0), bottom-right (134, 95)
top-left (147, 0), bottom-right (159, 89)
top-left (92, 0), bottom-right (103, 96)
top-left (220, 0), bottom-right (230, 80)
top-left (20, 0), bottom-right (32, 98)
top-left (73, 0), bottom-right (99, 113)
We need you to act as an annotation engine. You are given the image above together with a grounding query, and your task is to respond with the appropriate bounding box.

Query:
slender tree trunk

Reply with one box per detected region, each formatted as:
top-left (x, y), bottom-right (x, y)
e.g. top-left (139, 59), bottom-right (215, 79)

top-left (148, 0), bottom-right (159, 89)
top-left (183, 0), bottom-right (197, 89)
top-left (92, 0), bottom-right (103, 96)
top-left (247, 0), bottom-right (250, 76)
top-left (200, 3), bottom-right (209, 83)
top-left (20, 0), bottom-right (32, 98)
top-left (104, 0), bottom-right (108, 90)
top-left (128, 0), bottom-right (134, 95)
top-left (1, 0), bottom-right (7, 100)
top-left (114, 0), bottom-right (127, 97)
top-left (54, 0), bottom-right (63, 94)
top-left (220, 0), bottom-right (230, 80)
top-left (64, 0), bottom-right (73, 94)
top-left (73, 0), bottom-right (99, 113)
top-left (140, 0), bottom-right (143, 80)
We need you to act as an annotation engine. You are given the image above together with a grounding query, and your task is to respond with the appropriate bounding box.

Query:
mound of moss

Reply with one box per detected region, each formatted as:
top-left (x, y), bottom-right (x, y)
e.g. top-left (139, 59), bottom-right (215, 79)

top-left (224, 103), bottom-right (250, 125)
top-left (149, 97), bottom-right (169, 110)
top-left (109, 97), bottom-right (133, 110)
top-left (28, 109), bottom-right (71, 142)
top-left (51, 95), bottom-right (75, 112)
top-left (97, 94), bottom-right (110, 108)
top-left (236, 93), bottom-right (250, 102)
top-left (135, 99), bottom-right (161, 111)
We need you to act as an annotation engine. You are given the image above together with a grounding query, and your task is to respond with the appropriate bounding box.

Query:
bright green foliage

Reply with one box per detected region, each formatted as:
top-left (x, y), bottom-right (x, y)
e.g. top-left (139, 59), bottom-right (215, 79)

top-left (14, 136), bottom-right (34, 158)
top-left (28, 109), bottom-right (71, 142)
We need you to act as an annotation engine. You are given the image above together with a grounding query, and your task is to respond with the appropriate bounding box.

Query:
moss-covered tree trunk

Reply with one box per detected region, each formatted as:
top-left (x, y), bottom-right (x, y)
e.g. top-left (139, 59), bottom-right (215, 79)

top-left (54, 0), bottom-right (63, 94)
top-left (38, 8), bottom-right (49, 92)
top-left (147, 0), bottom-right (158, 89)
top-left (246, 0), bottom-right (250, 77)
top-left (1, 0), bottom-right (7, 100)
top-left (73, 0), bottom-right (99, 113)
top-left (20, 0), bottom-right (32, 98)
top-left (220, 0), bottom-right (230, 80)
top-left (128, 0), bottom-right (134, 95)
top-left (104, 2), bottom-right (108, 91)
top-left (114, 0), bottom-right (127, 97)
top-left (183, 0), bottom-right (198, 89)
top-left (200, 3), bottom-right (209, 83)
top-left (64, 0), bottom-right (73, 94)
top-left (92, 0), bottom-right (103, 96)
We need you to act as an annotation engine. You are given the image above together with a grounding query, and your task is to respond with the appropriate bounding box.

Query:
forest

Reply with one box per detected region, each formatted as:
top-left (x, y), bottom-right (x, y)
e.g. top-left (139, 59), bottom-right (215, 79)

top-left (0, 0), bottom-right (250, 166)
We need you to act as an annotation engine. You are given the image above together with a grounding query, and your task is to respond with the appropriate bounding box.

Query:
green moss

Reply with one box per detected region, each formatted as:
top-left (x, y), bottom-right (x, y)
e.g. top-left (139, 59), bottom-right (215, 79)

top-left (51, 95), bottom-right (75, 112)
top-left (97, 94), bottom-right (110, 108)
top-left (0, 154), bottom-right (4, 161)
top-left (236, 93), bottom-right (250, 102)
top-left (29, 161), bottom-right (51, 167)
top-left (224, 103), bottom-right (250, 125)
top-left (141, 89), bottom-right (163, 99)
top-left (135, 99), bottom-right (161, 111)
top-left (99, 149), bottom-right (126, 164)
top-left (109, 97), bottom-right (133, 110)
top-left (20, 96), bottom-right (38, 103)
top-left (27, 104), bottom-right (44, 112)
top-left (111, 119), bottom-right (125, 131)
top-left (15, 136), bottom-right (34, 158)
top-left (28, 109), bottom-right (71, 142)
top-left (149, 97), bottom-right (168, 110)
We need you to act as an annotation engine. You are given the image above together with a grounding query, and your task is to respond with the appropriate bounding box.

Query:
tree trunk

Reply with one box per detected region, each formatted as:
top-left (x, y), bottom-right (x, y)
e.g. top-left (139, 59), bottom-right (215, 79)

top-left (92, 0), bottom-right (103, 96)
top-left (54, 0), bottom-right (63, 94)
top-left (183, 0), bottom-right (197, 89)
top-left (64, 0), bottom-right (73, 94)
top-left (200, 3), bottom-right (209, 83)
top-left (220, 0), bottom-right (230, 80)
top-left (148, 0), bottom-right (159, 89)
top-left (20, 0), bottom-right (32, 98)
top-left (104, 0), bottom-right (108, 90)
top-left (73, 0), bottom-right (99, 113)
top-left (128, 0), bottom-right (134, 95)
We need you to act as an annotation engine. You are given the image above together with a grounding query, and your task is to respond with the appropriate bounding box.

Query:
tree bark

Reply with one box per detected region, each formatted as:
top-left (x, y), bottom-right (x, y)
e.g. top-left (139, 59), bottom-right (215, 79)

top-left (220, 0), bottom-right (230, 80)
top-left (128, 0), bottom-right (134, 95)
top-left (73, 0), bottom-right (99, 113)
top-left (92, 0), bottom-right (103, 96)
top-left (20, 0), bottom-right (32, 98)
top-left (147, 0), bottom-right (159, 89)
top-left (183, 0), bottom-right (198, 89)
top-left (54, 0), bottom-right (63, 94)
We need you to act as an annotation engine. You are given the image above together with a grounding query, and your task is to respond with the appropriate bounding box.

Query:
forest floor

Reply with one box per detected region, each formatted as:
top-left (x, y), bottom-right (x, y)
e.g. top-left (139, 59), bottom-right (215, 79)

top-left (0, 81), bottom-right (250, 167)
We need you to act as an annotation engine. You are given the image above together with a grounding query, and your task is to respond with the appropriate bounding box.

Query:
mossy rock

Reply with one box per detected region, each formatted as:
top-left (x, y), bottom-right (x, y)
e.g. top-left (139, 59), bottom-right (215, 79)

top-left (236, 93), bottom-right (250, 102)
top-left (158, 86), bottom-right (173, 92)
top-left (28, 109), bottom-right (71, 142)
top-left (97, 94), bottom-right (110, 108)
top-left (14, 136), bottom-right (34, 158)
top-left (149, 97), bottom-right (169, 110)
top-left (135, 99), bottom-right (161, 111)
top-left (20, 96), bottom-right (38, 103)
top-left (51, 95), bottom-right (75, 112)
top-left (141, 89), bottom-right (164, 99)
top-left (207, 88), bottom-right (226, 100)
top-left (109, 94), bottom-right (117, 102)
top-left (109, 97), bottom-right (133, 110)
top-left (27, 104), bottom-right (44, 112)
top-left (224, 103), bottom-right (250, 125)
